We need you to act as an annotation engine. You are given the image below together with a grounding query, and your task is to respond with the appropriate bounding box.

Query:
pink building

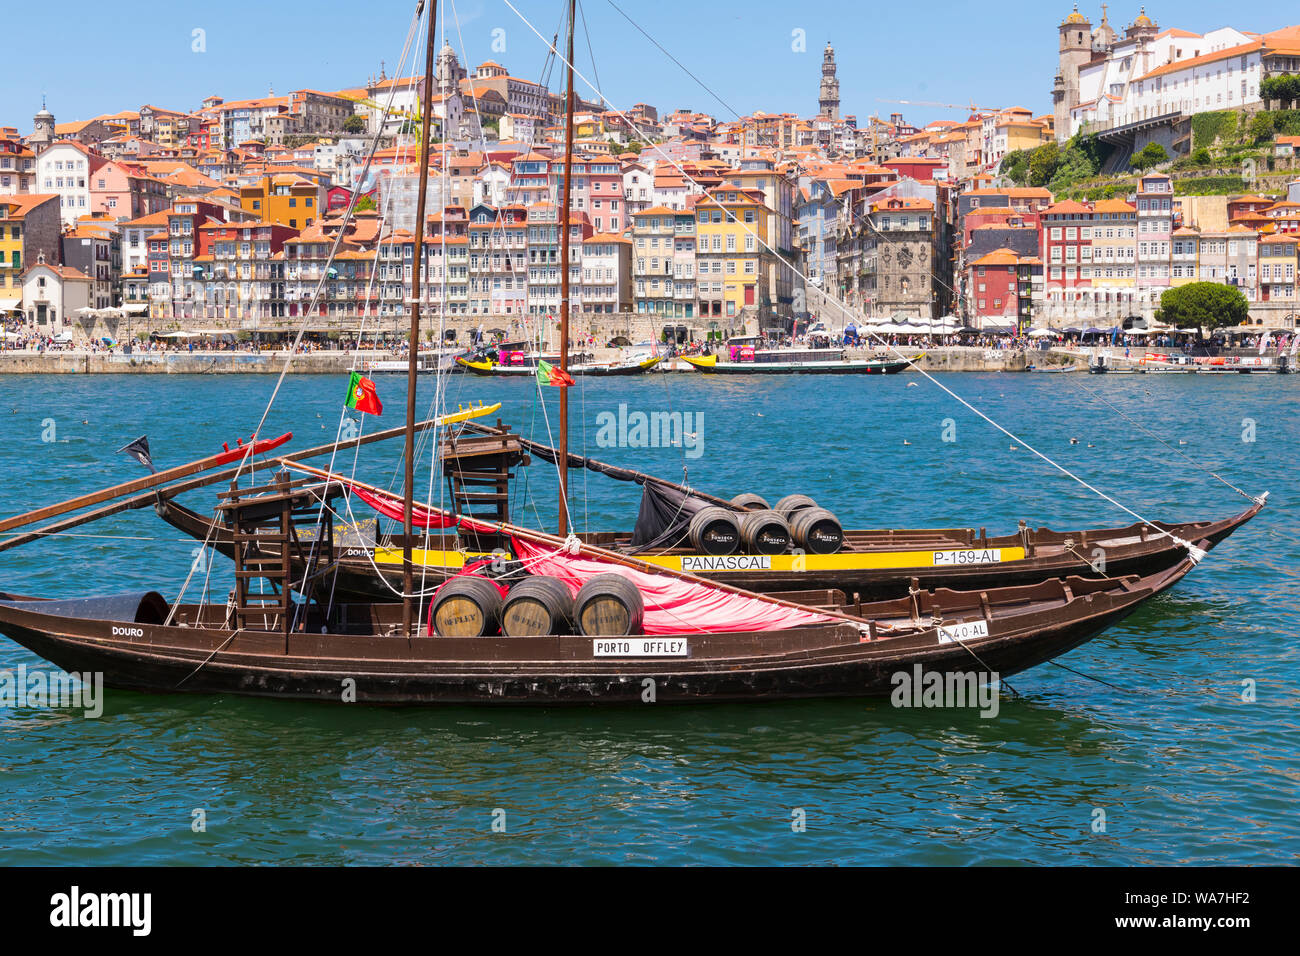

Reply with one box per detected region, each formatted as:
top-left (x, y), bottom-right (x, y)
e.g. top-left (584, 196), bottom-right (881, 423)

top-left (548, 156), bottom-right (625, 234)
top-left (1136, 172), bottom-right (1173, 294)
top-left (90, 161), bottom-right (170, 220)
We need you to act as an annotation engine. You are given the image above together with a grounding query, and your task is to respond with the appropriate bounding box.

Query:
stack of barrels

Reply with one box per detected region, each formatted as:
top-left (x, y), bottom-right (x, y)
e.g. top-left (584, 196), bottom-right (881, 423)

top-left (431, 572), bottom-right (644, 638)
top-left (684, 493), bottom-right (843, 556)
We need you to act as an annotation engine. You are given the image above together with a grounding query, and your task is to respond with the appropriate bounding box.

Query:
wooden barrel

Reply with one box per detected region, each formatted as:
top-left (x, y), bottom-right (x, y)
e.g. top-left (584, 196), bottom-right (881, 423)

top-left (729, 492), bottom-right (770, 511)
top-left (574, 573), bottom-right (645, 636)
top-left (688, 506), bottom-right (740, 555)
top-left (790, 507), bottom-right (844, 554)
top-left (502, 575), bottom-right (574, 636)
top-left (431, 576), bottom-right (503, 636)
top-left (773, 493), bottom-right (818, 521)
top-left (739, 509), bottom-right (791, 554)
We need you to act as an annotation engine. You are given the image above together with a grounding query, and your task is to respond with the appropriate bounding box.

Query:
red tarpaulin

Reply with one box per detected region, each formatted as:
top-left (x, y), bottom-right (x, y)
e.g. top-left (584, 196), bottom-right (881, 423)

top-left (351, 485), bottom-right (459, 529)
top-left (510, 537), bottom-right (835, 635)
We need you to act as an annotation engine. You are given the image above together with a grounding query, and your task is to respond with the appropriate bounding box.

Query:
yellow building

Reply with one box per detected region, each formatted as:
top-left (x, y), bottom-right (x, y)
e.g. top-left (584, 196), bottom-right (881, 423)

top-left (695, 186), bottom-right (770, 323)
top-left (1170, 226), bottom-right (1200, 287)
top-left (238, 174), bottom-right (320, 230)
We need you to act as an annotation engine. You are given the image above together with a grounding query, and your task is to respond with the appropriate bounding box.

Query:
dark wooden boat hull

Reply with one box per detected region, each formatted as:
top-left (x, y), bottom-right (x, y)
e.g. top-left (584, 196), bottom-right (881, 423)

top-left (0, 560), bottom-right (1195, 705)
top-left (154, 498), bottom-right (1262, 603)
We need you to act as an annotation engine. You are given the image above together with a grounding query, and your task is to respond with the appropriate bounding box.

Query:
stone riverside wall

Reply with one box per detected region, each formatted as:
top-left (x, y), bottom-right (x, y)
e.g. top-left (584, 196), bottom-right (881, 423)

top-left (0, 346), bottom-right (1063, 374)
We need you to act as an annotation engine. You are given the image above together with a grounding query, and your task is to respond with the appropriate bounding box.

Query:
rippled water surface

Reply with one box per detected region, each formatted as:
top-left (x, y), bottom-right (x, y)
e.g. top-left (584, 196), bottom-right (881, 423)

top-left (0, 370), bottom-right (1296, 865)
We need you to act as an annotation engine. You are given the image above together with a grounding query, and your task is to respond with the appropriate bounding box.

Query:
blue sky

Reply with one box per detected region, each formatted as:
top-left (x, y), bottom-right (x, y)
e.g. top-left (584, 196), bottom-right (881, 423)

top-left (7, 1), bottom-right (1293, 132)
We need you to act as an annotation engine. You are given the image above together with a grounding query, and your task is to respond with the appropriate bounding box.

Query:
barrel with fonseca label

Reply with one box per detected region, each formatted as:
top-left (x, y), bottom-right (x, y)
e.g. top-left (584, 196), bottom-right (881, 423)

top-left (789, 506), bottom-right (843, 554)
top-left (739, 509), bottom-right (791, 555)
top-left (688, 506), bottom-right (740, 555)
top-left (729, 492), bottom-right (770, 511)
top-left (431, 576), bottom-right (503, 637)
top-left (574, 573), bottom-right (645, 636)
top-left (773, 493), bottom-right (818, 521)
top-left (501, 574), bottom-right (574, 636)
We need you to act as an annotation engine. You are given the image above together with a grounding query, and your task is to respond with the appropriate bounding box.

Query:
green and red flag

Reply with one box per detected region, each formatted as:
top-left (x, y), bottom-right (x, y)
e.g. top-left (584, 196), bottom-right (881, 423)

top-left (536, 359), bottom-right (574, 387)
top-left (344, 371), bottom-right (383, 415)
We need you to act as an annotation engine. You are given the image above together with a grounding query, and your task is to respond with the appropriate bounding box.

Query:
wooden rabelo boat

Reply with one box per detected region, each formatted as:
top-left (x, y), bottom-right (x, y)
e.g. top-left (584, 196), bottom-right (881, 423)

top-left (0, 0), bottom-right (1263, 707)
top-left (147, 423), bottom-right (1263, 603)
top-left (0, 543), bottom-right (1202, 704)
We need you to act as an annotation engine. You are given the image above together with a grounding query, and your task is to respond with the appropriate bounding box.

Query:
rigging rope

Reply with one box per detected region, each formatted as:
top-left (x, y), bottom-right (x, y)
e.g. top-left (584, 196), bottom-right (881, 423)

top-left (501, 0), bottom-right (1264, 564)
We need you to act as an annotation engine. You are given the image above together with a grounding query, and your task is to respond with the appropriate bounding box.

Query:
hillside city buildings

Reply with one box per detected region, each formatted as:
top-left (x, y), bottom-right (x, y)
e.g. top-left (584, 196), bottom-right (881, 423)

top-left (3, 10), bottom-right (1299, 344)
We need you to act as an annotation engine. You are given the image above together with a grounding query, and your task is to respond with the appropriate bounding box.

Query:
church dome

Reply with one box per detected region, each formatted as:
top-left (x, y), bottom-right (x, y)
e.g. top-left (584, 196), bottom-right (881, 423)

top-left (1064, 4), bottom-right (1088, 24)
top-left (1133, 6), bottom-right (1155, 27)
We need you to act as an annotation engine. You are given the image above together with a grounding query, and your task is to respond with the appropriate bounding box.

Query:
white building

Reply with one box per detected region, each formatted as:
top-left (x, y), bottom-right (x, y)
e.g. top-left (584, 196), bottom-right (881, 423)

top-left (578, 233), bottom-right (631, 314)
top-left (622, 163), bottom-right (652, 218)
top-left (22, 257), bottom-right (90, 332)
top-left (473, 161), bottom-right (511, 208)
top-left (1068, 16), bottom-right (1300, 137)
top-left (35, 141), bottom-right (104, 225)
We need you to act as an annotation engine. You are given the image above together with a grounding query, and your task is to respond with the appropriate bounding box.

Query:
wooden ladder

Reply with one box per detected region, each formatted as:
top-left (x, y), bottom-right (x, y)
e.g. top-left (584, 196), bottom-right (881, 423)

top-left (217, 471), bottom-right (340, 639)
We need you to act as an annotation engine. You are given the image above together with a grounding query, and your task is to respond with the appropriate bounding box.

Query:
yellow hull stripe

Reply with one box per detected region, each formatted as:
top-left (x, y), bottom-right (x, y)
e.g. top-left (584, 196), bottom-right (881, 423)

top-left (372, 549), bottom-right (493, 568)
top-left (370, 546), bottom-right (1026, 572)
top-left (638, 547), bottom-right (1026, 572)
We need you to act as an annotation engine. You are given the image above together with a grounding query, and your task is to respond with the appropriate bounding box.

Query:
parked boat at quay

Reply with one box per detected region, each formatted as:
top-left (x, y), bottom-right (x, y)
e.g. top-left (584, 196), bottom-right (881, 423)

top-left (683, 338), bottom-right (913, 375)
top-left (457, 351), bottom-right (662, 377)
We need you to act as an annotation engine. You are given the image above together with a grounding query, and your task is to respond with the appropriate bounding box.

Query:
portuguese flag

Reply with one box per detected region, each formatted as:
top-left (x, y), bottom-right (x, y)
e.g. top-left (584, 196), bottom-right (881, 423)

top-left (536, 359), bottom-right (575, 387)
top-left (344, 371), bottom-right (383, 415)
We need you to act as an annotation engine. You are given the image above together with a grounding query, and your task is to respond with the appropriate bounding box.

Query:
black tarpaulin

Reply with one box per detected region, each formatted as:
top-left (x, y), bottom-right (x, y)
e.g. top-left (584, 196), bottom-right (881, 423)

top-left (629, 482), bottom-right (714, 552)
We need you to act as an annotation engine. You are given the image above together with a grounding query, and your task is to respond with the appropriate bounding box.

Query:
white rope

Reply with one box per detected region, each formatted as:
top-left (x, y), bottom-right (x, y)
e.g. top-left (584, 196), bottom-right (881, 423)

top-left (168, 3), bottom-right (427, 619)
top-left (500, 0), bottom-right (1243, 565)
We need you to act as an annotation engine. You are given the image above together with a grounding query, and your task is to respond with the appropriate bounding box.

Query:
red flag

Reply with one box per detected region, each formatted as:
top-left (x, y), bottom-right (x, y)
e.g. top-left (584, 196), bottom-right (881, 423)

top-left (345, 371), bottom-right (383, 415)
top-left (536, 359), bottom-right (574, 387)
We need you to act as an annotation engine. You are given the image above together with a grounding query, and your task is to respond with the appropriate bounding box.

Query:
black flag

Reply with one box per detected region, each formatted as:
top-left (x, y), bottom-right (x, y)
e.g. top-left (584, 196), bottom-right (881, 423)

top-left (118, 435), bottom-right (156, 473)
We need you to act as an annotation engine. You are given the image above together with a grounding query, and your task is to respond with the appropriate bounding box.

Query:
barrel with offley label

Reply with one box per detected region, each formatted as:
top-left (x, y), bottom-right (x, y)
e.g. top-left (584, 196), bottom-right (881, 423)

top-left (431, 575), bottom-right (504, 636)
top-left (574, 573), bottom-right (646, 637)
top-left (789, 507), bottom-right (844, 554)
top-left (688, 506), bottom-right (740, 555)
top-left (739, 509), bottom-right (791, 555)
top-left (501, 574), bottom-right (574, 636)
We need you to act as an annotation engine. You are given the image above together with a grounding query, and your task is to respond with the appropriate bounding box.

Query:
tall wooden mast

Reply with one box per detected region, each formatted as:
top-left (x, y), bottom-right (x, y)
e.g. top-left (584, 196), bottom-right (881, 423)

top-left (557, 0), bottom-right (576, 536)
top-left (403, 0), bottom-right (438, 638)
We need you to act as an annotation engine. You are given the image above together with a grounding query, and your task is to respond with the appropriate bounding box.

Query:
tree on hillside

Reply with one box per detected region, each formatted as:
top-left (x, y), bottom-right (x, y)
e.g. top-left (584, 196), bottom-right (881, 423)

top-left (355, 194), bottom-right (377, 211)
top-left (1027, 141), bottom-right (1060, 187)
top-left (342, 114), bottom-right (366, 135)
top-left (1247, 113), bottom-right (1274, 143)
top-left (1260, 74), bottom-right (1300, 108)
top-left (1000, 149), bottom-right (1029, 185)
top-left (1131, 142), bottom-right (1168, 171)
top-left (1156, 282), bottom-right (1249, 331)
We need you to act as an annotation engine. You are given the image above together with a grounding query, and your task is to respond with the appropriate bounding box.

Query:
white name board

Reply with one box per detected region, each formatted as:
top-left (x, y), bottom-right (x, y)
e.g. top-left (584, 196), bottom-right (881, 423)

top-left (933, 549), bottom-right (1003, 567)
top-left (681, 554), bottom-right (772, 572)
top-left (938, 620), bottom-right (991, 644)
top-left (592, 638), bottom-right (689, 657)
